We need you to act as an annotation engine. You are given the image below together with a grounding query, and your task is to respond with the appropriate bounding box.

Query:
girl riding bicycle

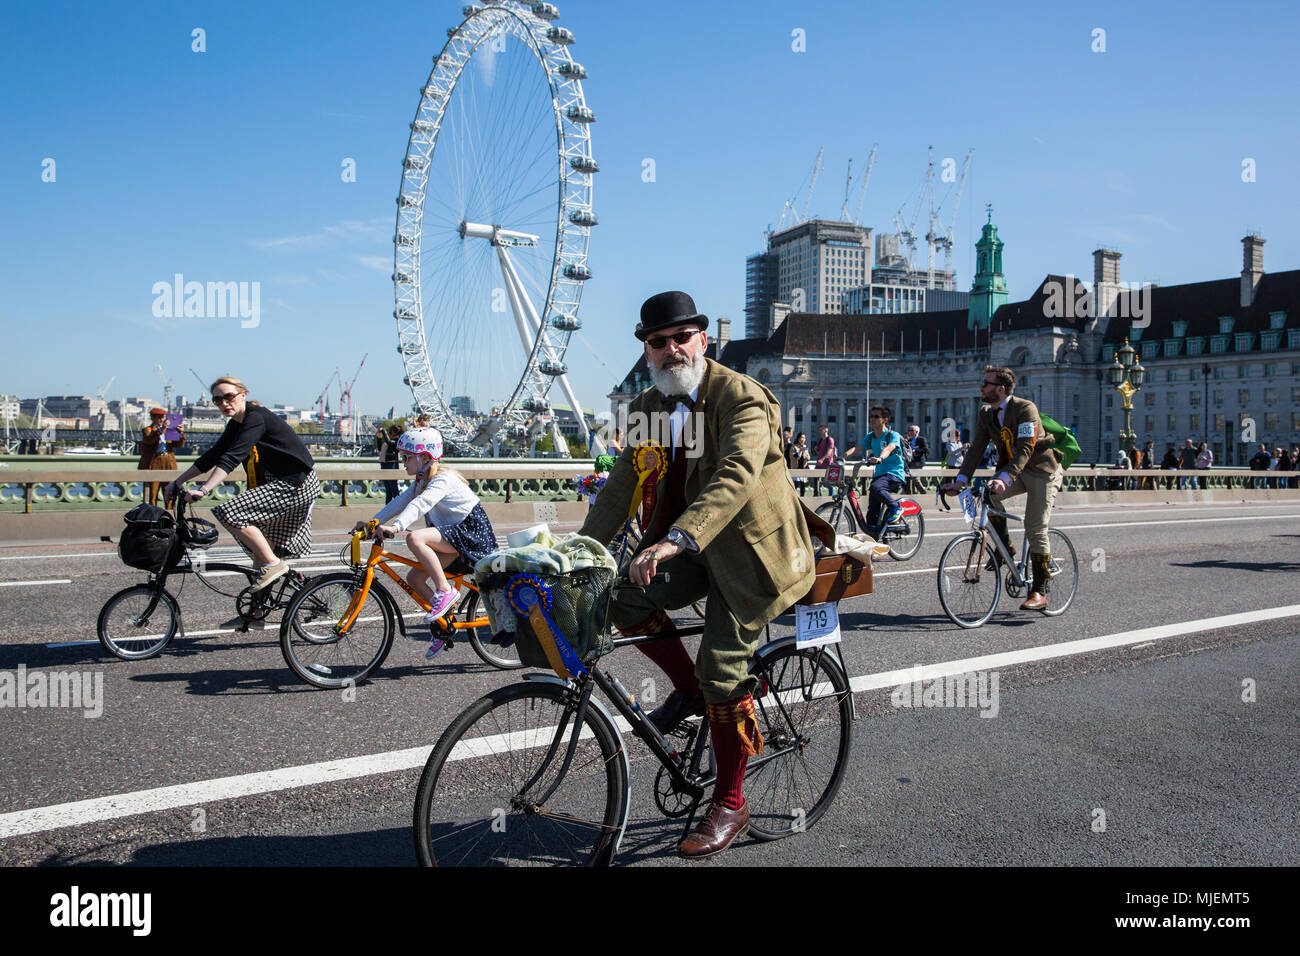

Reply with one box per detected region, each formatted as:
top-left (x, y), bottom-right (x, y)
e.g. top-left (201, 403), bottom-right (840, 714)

top-left (352, 426), bottom-right (497, 659)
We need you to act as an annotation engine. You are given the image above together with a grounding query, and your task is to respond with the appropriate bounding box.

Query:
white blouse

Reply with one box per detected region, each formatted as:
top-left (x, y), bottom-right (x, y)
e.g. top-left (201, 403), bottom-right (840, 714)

top-left (372, 472), bottom-right (479, 533)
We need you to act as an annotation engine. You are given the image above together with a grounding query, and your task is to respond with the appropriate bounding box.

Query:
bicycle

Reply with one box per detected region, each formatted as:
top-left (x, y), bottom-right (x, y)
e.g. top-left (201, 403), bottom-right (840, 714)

top-left (815, 461), bottom-right (924, 560)
top-left (97, 496), bottom-right (305, 661)
top-left (934, 483), bottom-right (1079, 628)
top-left (278, 519), bottom-right (504, 688)
top-left (412, 574), bottom-right (854, 866)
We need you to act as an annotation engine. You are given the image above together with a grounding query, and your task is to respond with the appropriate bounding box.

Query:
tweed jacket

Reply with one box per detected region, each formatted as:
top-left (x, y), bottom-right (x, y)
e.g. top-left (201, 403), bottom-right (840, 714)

top-left (582, 358), bottom-right (816, 630)
top-left (958, 394), bottom-right (1062, 484)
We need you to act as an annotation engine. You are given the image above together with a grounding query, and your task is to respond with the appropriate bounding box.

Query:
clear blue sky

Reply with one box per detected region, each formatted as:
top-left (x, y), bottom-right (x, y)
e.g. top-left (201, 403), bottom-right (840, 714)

top-left (3, 0), bottom-right (1297, 416)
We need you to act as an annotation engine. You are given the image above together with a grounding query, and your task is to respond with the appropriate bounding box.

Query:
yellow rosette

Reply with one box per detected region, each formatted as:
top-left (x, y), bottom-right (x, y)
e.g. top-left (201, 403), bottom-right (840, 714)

top-left (628, 441), bottom-right (668, 523)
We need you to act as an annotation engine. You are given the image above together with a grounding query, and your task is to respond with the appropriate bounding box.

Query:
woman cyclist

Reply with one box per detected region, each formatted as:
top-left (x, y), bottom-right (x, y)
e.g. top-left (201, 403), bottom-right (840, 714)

top-left (166, 376), bottom-right (319, 592)
top-left (352, 427), bottom-right (497, 659)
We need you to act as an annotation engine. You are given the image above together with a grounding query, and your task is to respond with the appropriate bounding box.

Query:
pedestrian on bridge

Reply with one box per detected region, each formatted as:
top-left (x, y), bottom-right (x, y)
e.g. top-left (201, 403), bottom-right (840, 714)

top-left (138, 407), bottom-right (184, 506)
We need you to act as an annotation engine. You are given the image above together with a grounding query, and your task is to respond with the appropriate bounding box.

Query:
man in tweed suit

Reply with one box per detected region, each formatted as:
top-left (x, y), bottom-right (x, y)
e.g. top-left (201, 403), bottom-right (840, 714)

top-left (942, 365), bottom-right (1063, 611)
top-left (582, 290), bottom-right (816, 858)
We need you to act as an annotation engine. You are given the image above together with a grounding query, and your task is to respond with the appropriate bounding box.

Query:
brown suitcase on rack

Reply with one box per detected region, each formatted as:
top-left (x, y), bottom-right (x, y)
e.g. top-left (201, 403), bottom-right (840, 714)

top-left (794, 502), bottom-right (874, 606)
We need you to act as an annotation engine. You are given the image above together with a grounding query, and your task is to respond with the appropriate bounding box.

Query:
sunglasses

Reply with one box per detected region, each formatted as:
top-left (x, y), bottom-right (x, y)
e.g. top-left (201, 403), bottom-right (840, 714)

top-left (645, 329), bottom-right (701, 350)
top-left (212, 391), bottom-right (242, 404)
top-left (980, 380), bottom-right (1001, 387)
top-left (868, 414), bottom-right (884, 419)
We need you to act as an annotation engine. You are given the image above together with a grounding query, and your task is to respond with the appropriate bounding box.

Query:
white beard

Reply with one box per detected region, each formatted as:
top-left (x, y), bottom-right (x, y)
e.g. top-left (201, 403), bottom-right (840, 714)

top-left (650, 350), bottom-right (705, 397)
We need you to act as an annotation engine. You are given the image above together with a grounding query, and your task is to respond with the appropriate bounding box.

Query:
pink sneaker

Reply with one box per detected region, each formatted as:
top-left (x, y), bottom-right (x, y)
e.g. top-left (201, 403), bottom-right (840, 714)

top-left (421, 588), bottom-right (458, 624)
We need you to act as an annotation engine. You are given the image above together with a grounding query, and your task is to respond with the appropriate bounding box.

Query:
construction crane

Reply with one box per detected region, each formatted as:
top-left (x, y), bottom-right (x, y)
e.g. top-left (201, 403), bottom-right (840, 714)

top-left (853, 143), bottom-right (879, 224)
top-left (937, 149), bottom-right (974, 280)
top-left (773, 147), bottom-right (825, 234)
top-left (96, 376), bottom-right (116, 401)
top-left (314, 369), bottom-right (340, 427)
top-left (800, 146), bottom-right (824, 222)
top-left (839, 158), bottom-right (853, 222)
top-left (155, 365), bottom-right (174, 412)
top-left (923, 147), bottom-right (940, 288)
top-left (338, 353), bottom-right (368, 438)
top-left (189, 368), bottom-right (209, 400)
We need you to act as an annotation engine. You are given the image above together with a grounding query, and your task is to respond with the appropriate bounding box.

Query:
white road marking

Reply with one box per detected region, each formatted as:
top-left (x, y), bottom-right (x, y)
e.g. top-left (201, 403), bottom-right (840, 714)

top-left (847, 604), bottom-right (1300, 693)
top-left (3, 602), bottom-right (1297, 840)
top-left (0, 579), bottom-right (71, 587)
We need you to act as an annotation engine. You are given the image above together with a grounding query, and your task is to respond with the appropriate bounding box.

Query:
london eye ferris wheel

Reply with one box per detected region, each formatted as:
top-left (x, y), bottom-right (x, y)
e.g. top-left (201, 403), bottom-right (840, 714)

top-left (393, 1), bottom-right (598, 455)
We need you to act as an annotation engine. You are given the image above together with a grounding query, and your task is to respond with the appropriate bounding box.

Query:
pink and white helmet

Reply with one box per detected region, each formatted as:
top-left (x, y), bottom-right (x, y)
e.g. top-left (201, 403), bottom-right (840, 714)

top-left (396, 426), bottom-right (444, 461)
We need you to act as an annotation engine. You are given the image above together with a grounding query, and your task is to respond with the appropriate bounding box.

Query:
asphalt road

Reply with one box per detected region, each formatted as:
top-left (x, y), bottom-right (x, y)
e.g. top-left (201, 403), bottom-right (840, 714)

top-left (0, 498), bottom-right (1297, 866)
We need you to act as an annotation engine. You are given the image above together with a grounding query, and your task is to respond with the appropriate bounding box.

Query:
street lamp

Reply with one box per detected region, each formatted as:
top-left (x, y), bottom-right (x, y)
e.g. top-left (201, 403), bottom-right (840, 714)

top-left (1201, 363), bottom-right (1212, 459)
top-left (1108, 338), bottom-right (1145, 459)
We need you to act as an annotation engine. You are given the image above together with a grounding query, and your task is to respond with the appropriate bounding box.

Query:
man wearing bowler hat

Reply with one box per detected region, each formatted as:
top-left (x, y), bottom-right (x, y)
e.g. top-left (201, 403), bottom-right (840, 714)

top-left (581, 290), bottom-right (817, 858)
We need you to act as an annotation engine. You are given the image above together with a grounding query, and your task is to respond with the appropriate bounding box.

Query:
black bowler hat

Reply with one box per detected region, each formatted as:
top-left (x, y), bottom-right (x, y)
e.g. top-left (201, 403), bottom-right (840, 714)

top-left (635, 290), bottom-right (709, 341)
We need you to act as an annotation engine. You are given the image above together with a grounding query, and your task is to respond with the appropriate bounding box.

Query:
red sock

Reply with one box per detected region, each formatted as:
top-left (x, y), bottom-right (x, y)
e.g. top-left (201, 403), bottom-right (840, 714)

top-left (622, 610), bottom-right (700, 694)
top-left (707, 696), bottom-right (762, 811)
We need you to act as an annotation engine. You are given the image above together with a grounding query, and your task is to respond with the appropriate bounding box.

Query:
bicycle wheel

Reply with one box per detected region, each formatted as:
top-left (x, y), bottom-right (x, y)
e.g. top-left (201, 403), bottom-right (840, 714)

top-left (413, 680), bottom-right (628, 866)
top-left (1040, 529), bottom-right (1079, 616)
top-left (97, 584), bottom-right (181, 660)
top-left (465, 589), bottom-right (524, 670)
top-left (886, 501), bottom-right (924, 561)
top-left (937, 532), bottom-right (1001, 628)
top-left (746, 644), bottom-right (853, 840)
top-left (280, 572), bottom-right (395, 688)
top-left (814, 501), bottom-right (855, 552)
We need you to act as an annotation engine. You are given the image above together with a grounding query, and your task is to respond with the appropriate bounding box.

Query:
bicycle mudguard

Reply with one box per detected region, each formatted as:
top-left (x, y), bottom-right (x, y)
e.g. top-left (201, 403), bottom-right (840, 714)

top-left (753, 637), bottom-right (856, 720)
top-left (523, 673), bottom-right (632, 861)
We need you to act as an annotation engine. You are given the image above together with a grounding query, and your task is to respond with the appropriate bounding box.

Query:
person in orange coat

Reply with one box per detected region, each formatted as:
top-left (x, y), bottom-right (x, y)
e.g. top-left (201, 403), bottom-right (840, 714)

top-left (138, 408), bottom-right (184, 506)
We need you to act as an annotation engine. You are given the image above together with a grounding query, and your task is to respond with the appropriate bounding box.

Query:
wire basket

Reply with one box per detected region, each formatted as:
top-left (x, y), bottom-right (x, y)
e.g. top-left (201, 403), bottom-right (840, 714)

top-left (476, 566), bottom-right (615, 673)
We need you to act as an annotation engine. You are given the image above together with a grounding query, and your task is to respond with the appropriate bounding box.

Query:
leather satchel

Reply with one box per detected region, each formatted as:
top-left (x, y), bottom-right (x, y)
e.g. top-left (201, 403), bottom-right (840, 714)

top-left (794, 501), bottom-right (874, 606)
top-left (797, 553), bottom-right (873, 606)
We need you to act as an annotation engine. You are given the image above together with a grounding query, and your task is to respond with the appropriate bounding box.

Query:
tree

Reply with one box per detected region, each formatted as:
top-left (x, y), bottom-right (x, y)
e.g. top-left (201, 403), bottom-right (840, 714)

top-left (294, 421), bottom-right (323, 434)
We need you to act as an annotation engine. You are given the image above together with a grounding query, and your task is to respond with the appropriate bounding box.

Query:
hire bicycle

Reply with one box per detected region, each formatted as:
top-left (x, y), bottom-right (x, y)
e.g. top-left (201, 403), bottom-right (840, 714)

top-left (934, 484), bottom-right (1079, 628)
top-left (412, 575), bottom-right (854, 866)
top-left (97, 496), bottom-right (305, 661)
top-left (278, 519), bottom-right (506, 689)
top-left (815, 461), bottom-right (925, 560)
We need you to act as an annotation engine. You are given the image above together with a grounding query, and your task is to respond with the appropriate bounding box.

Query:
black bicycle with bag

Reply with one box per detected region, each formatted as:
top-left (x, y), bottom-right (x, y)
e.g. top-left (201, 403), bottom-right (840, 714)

top-left (98, 496), bottom-right (305, 660)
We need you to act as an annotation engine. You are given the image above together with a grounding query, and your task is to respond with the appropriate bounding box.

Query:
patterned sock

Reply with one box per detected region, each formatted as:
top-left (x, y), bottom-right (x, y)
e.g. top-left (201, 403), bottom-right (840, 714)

top-left (1031, 552), bottom-right (1052, 594)
top-left (620, 610), bottom-right (700, 694)
top-left (707, 695), bottom-right (763, 811)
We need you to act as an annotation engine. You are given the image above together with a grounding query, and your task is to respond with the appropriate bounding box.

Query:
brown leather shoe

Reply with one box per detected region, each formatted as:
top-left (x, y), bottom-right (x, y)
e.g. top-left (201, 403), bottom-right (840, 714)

top-left (678, 801), bottom-right (750, 858)
top-left (1020, 592), bottom-right (1049, 611)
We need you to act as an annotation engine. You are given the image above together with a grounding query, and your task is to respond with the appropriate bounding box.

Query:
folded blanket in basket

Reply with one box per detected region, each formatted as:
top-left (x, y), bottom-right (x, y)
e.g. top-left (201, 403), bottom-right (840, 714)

top-left (473, 531), bottom-right (617, 635)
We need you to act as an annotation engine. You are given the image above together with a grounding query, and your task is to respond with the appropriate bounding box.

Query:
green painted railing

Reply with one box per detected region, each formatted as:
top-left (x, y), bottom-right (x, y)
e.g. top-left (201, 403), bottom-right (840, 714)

top-left (0, 459), bottom-right (1289, 513)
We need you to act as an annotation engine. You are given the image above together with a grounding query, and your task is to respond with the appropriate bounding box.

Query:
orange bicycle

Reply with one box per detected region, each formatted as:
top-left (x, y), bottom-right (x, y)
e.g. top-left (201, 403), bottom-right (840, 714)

top-left (278, 520), bottom-right (511, 688)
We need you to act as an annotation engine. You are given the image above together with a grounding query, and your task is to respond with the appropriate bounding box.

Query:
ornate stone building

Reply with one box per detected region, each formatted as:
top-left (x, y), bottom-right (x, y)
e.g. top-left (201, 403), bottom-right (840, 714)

top-left (611, 219), bottom-right (1299, 465)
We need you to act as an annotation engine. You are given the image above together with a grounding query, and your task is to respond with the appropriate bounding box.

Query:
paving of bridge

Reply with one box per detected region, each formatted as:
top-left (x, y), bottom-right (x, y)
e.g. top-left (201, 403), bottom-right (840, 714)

top-left (0, 498), bottom-right (1296, 867)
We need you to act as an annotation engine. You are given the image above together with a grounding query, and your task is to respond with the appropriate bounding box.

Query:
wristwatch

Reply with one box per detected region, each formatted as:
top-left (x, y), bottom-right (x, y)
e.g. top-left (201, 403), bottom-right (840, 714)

top-left (665, 528), bottom-right (689, 550)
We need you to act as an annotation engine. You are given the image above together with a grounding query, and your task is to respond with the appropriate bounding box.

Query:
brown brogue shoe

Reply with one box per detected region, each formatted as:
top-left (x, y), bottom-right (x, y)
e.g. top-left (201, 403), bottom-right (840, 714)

top-left (678, 801), bottom-right (750, 859)
top-left (1020, 592), bottom-right (1049, 611)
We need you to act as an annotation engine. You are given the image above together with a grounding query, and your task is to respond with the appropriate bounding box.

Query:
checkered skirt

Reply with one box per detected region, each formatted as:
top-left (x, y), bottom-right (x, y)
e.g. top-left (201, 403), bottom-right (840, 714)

top-left (213, 472), bottom-right (320, 559)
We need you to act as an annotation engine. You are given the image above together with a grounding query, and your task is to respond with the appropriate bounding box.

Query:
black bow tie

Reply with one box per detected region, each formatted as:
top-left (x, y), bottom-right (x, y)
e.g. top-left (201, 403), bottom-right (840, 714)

top-left (660, 392), bottom-right (695, 412)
